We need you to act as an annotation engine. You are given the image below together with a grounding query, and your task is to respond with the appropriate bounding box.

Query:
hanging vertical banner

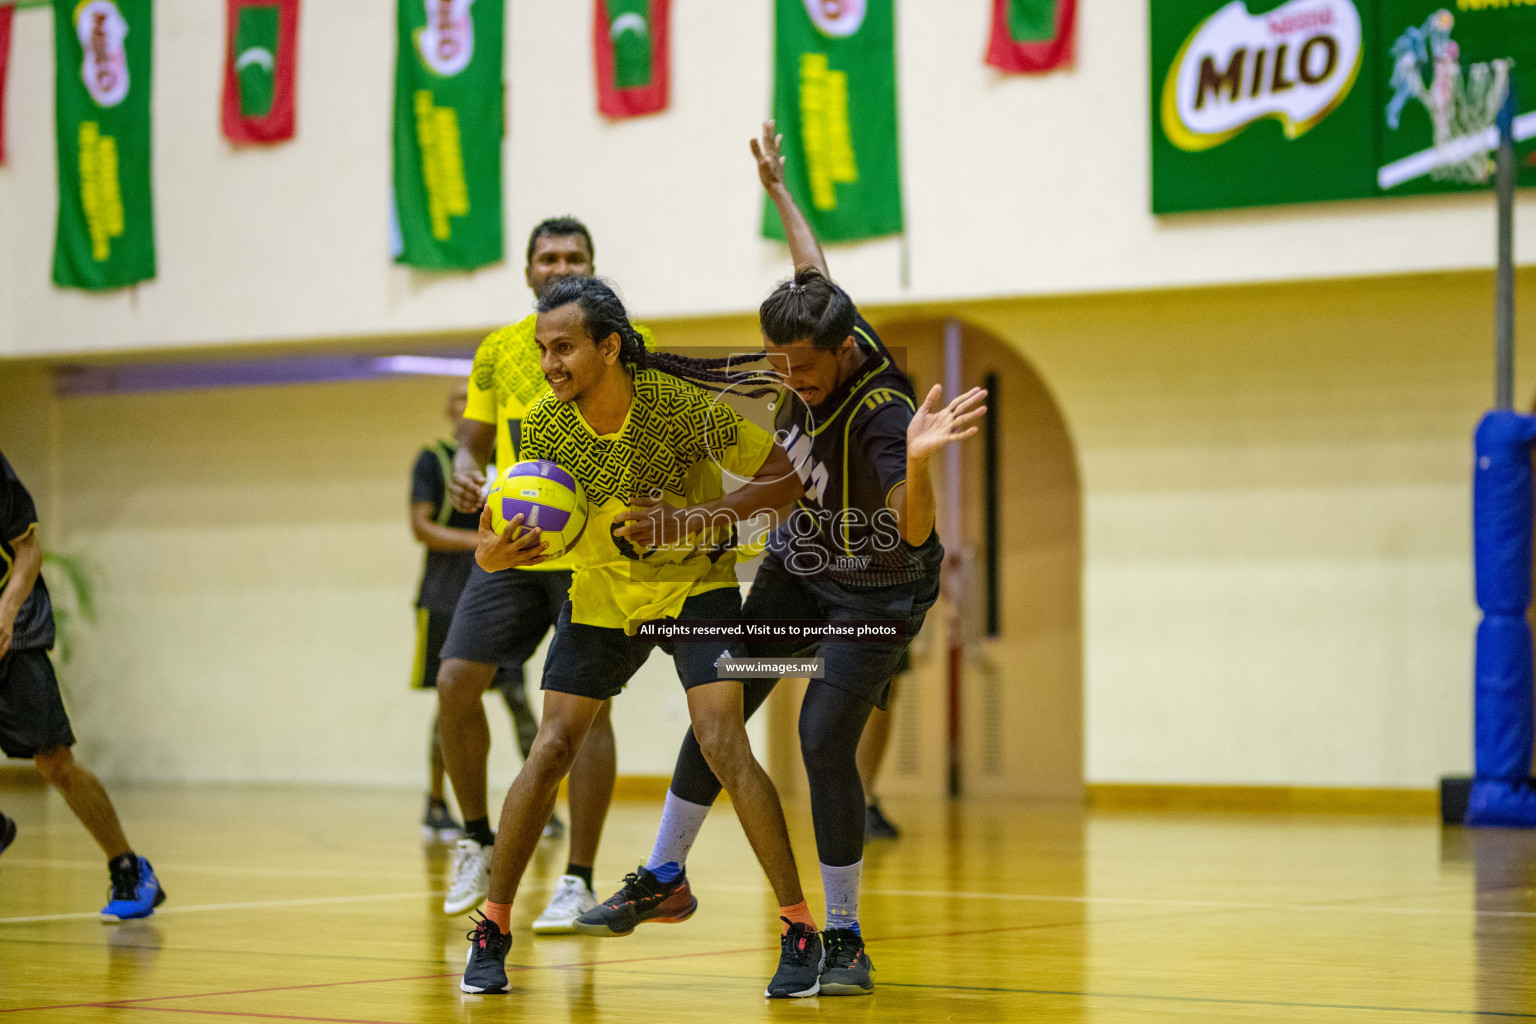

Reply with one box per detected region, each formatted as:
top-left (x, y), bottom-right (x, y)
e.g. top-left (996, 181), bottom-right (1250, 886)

top-left (222, 0), bottom-right (299, 144)
top-left (985, 0), bottom-right (1075, 74)
top-left (763, 0), bottom-right (903, 243)
top-left (391, 0), bottom-right (504, 271)
top-left (594, 0), bottom-right (669, 118)
top-left (0, 4), bottom-right (13, 166)
top-left (53, 0), bottom-right (156, 290)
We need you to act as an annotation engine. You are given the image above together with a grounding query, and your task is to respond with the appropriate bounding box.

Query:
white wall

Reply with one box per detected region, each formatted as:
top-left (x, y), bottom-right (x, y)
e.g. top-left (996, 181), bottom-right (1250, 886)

top-left (1, 1), bottom-right (1532, 357)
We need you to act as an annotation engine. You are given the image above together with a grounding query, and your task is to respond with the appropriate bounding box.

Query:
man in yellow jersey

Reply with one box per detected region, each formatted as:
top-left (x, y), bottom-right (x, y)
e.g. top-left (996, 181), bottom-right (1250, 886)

top-left (436, 218), bottom-right (654, 930)
top-left (458, 277), bottom-right (825, 999)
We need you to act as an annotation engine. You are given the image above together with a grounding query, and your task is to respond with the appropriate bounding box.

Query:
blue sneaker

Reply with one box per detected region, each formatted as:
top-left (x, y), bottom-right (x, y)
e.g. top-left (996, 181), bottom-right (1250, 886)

top-left (101, 855), bottom-right (166, 922)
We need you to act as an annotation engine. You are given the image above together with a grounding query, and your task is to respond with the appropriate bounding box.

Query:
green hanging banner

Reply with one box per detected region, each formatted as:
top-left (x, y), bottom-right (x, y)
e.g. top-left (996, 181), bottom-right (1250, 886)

top-left (53, 0), bottom-right (156, 291)
top-left (391, 0), bottom-right (504, 271)
top-left (763, 0), bottom-right (903, 244)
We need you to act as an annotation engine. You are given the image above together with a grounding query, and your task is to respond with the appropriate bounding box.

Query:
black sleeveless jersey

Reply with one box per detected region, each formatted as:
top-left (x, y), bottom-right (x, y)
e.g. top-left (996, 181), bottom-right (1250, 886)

top-left (767, 314), bottom-right (942, 588)
top-left (0, 452), bottom-right (55, 652)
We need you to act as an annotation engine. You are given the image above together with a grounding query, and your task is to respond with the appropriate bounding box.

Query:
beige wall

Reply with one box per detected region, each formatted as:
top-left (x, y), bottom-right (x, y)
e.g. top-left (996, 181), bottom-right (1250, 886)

top-left (1, 1), bottom-right (1533, 356)
top-left (4, 267), bottom-right (1531, 788)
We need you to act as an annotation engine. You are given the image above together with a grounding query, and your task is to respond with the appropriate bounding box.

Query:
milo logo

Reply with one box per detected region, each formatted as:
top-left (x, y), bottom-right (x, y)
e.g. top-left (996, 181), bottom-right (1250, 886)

top-left (803, 0), bottom-right (866, 38)
top-left (1161, 0), bottom-right (1362, 152)
top-left (417, 0), bottom-right (474, 77)
top-left (75, 0), bottom-right (129, 108)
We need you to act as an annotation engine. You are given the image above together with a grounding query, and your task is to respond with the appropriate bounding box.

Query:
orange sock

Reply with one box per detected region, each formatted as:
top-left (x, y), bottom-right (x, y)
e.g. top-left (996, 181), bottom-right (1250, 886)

top-left (484, 900), bottom-right (512, 935)
top-left (778, 900), bottom-right (817, 934)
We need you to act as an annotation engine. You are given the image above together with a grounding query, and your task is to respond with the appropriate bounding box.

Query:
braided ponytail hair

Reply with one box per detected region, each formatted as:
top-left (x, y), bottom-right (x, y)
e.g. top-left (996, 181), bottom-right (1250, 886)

top-left (537, 277), bottom-right (778, 398)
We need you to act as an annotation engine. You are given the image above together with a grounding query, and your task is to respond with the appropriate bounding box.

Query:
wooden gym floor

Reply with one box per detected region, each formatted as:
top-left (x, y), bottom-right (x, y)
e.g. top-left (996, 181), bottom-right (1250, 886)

top-left (1, 783), bottom-right (1533, 1022)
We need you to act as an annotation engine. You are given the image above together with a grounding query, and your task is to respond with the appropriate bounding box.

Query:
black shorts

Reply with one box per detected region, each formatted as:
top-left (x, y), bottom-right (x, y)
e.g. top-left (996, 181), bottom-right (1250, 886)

top-left (741, 558), bottom-right (939, 710)
top-left (438, 566), bottom-right (572, 668)
top-left (411, 608), bottom-right (452, 690)
top-left (0, 648), bottom-right (76, 759)
top-left (541, 587), bottom-right (744, 701)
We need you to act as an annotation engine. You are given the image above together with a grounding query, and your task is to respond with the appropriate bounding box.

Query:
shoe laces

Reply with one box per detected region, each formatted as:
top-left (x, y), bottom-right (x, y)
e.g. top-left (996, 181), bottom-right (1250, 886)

top-left (466, 911), bottom-right (506, 953)
top-left (822, 929), bottom-right (863, 970)
top-left (779, 920), bottom-right (818, 967)
top-left (107, 865), bottom-right (140, 903)
top-left (606, 869), bottom-right (659, 907)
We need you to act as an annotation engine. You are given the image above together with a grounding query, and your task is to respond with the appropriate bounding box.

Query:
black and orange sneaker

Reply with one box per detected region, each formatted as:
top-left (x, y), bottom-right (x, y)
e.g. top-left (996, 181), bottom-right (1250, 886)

top-left (819, 928), bottom-right (874, 995)
top-left (571, 866), bottom-right (698, 936)
top-left (765, 920), bottom-right (824, 998)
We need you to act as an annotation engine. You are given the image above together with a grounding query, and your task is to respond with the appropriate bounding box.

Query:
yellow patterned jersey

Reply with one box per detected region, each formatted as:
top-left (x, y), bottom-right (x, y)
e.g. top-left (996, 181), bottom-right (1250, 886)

top-left (520, 369), bottom-right (776, 632)
top-left (464, 315), bottom-right (657, 472)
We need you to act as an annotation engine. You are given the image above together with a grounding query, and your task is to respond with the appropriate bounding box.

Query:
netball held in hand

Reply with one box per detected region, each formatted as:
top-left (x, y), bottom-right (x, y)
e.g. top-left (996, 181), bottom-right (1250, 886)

top-left (487, 460), bottom-right (588, 559)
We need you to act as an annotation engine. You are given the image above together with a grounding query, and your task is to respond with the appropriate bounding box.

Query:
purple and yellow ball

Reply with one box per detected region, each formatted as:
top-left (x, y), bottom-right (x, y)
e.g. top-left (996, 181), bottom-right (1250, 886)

top-left (487, 460), bottom-right (587, 558)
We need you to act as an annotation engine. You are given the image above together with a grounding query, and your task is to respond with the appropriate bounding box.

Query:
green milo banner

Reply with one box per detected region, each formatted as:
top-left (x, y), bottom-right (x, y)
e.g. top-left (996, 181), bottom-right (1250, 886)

top-left (1152, 0), bottom-right (1536, 214)
top-left (54, 0), bottom-right (156, 291)
top-left (391, 0), bottom-right (504, 271)
top-left (764, 0), bottom-right (903, 243)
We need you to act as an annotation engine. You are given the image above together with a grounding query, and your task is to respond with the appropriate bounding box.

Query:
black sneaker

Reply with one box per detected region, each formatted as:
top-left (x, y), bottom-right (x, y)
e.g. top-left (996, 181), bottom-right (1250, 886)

top-left (865, 802), bottom-right (900, 840)
top-left (819, 928), bottom-right (874, 995)
top-left (459, 912), bottom-right (511, 994)
top-left (765, 920), bottom-right (823, 998)
top-left (572, 866), bottom-right (698, 936)
top-left (0, 814), bottom-right (15, 857)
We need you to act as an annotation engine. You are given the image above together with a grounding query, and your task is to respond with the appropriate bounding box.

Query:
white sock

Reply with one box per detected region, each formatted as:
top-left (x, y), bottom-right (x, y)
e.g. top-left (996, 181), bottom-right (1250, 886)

top-left (645, 792), bottom-right (712, 875)
top-left (821, 860), bottom-right (862, 933)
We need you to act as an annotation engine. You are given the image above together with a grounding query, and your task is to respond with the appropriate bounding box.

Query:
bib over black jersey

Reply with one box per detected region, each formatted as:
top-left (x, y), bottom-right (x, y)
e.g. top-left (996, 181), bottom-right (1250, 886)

top-left (767, 314), bottom-right (942, 588)
top-left (411, 439), bottom-right (481, 614)
top-left (0, 453), bottom-right (55, 652)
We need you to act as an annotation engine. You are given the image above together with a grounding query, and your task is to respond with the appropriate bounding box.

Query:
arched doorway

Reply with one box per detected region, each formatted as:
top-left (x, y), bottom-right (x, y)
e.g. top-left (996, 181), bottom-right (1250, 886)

top-left (766, 317), bottom-right (1083, 801)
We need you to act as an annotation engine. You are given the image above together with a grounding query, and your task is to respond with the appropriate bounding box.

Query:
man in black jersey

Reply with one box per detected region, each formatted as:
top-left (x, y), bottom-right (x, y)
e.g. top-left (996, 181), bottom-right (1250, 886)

top-left (0, 451), bottom-right (166, 918)
top-left (408, 383), bottom-right (551, 842)
top-left (575, 123), bottom-right (987, 998)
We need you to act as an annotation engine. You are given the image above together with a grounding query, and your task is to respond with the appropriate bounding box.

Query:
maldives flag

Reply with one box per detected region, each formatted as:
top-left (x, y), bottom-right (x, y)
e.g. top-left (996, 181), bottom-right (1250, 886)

top-left (985, 0), bottom-right (1074, 74)
top-left (221, 0), bottom-right (298, 143)
top-left (0, 4), bottom-right (12, 165)
top-left (594, 0), bottom-right (668, 119)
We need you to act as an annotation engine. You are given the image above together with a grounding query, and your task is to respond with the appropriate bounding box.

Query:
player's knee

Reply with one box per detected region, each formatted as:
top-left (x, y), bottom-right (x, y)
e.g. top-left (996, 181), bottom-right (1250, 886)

top-left (529, 724), bottom-right (583, 774)
top-left (694, 720), bottom-right (749, 776)
top-left (32, 746), bottom-right (73, 786)
top-left (437, 660), bottom-right (490, 709)
top-left (798, 719), bottom-right (853, 776)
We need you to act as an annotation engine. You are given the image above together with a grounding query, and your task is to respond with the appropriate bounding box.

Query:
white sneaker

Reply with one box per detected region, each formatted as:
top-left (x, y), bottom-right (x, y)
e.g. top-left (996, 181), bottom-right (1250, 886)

top-left (531, 875), bottom-right (598, 935)
top-left (443, 839), bottom-right (491, 916)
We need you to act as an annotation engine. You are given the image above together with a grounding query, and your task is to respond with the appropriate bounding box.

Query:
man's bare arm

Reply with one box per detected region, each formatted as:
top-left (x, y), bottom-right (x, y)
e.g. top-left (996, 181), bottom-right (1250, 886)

top-left (410, 502), bottom-right (479, 552)
top-left (449, 418), bottom-right (496, 514)
top-left (752, 120), bottom-right (829, 278)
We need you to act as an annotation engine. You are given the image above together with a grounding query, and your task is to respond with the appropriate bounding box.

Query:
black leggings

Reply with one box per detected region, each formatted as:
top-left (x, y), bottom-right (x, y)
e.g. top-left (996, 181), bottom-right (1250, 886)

top-left (670, 678), bottom-right (874, 869)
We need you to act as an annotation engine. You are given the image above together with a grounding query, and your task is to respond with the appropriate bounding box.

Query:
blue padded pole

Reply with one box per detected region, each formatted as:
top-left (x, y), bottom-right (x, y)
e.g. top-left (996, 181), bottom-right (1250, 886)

top-left (1468, 412), bottom-right (1536, 826)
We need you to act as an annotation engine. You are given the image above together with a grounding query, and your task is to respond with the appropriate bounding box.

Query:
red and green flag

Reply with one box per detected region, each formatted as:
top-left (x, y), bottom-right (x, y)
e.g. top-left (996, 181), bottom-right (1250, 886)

top-left (985, 0), bottom-right (1075, 74)
top-left (764, 0), bottom-right (902, 243)
top-left (391, 0), bottom-right (504, 271)
top-left (0, 4), bottom-right (13, 165)
top-left (53, 0), bottom-right (155, 290)
top-left (594, 0), bottom-right (669, 119)
top-left (222, 0), bottom-right (299, 144)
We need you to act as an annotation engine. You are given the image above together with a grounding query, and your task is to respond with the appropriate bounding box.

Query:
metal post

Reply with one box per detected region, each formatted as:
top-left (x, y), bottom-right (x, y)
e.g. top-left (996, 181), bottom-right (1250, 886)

top-left (943, 318), bottom-right (964, 798)
top-left (1495, 85), bottom-right (1517, 410)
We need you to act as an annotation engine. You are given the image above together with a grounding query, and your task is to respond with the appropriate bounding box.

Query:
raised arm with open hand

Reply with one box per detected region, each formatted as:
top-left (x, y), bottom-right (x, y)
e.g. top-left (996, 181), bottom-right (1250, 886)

top-left (752, 119), bottom-right (829, 278)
